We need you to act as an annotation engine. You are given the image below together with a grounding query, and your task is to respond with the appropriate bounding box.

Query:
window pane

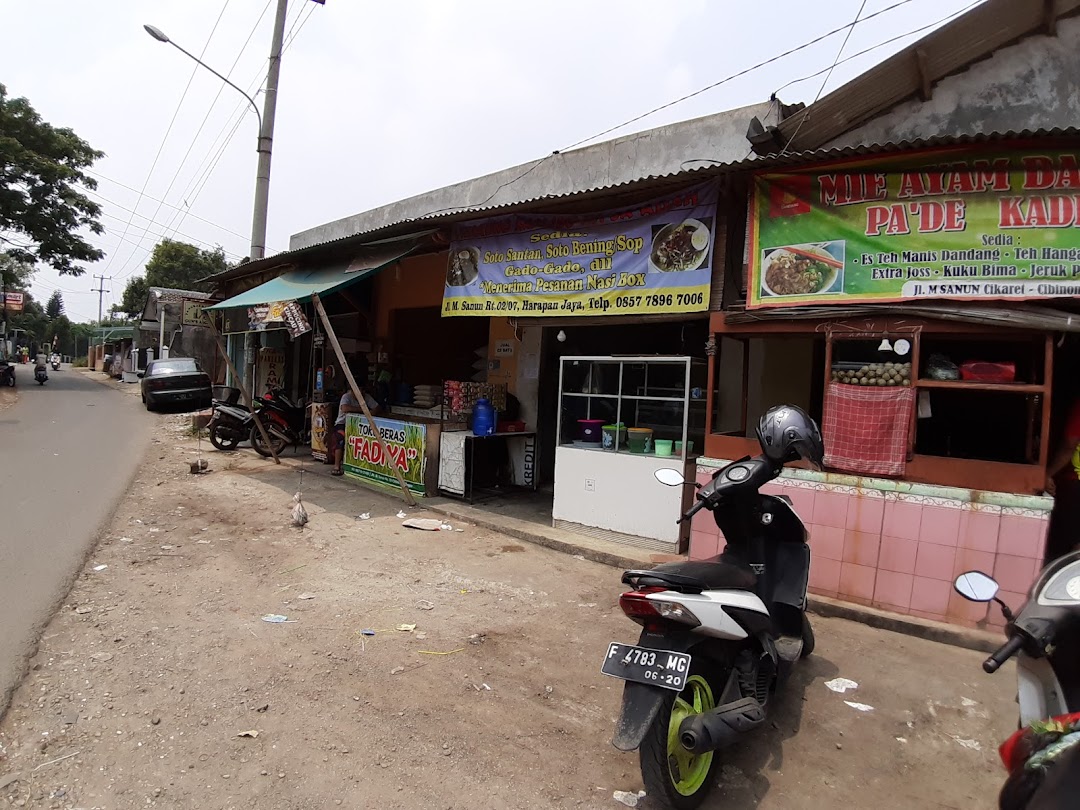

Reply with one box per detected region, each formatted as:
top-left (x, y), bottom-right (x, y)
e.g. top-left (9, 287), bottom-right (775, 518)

top-left (712, 337), bottom-right (746, 435)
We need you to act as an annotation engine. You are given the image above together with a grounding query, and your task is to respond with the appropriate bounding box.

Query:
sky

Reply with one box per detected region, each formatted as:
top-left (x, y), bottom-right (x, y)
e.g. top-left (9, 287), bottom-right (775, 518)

top-left (1, 0), bottom-right (985, 323)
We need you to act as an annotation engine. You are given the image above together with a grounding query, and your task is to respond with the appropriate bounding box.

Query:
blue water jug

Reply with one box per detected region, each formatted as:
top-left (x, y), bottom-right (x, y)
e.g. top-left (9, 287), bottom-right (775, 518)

top-left (472, 398), bottom-right (496, 436)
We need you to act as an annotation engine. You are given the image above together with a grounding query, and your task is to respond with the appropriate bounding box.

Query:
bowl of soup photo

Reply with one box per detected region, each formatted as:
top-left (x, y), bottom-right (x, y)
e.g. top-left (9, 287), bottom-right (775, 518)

top-left (760, 242), bottom-right (844, 298)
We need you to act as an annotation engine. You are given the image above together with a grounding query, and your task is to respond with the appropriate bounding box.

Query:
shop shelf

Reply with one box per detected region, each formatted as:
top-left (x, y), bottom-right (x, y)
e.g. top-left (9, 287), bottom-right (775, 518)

top-left (915, 379), bottom-right (1045, 393)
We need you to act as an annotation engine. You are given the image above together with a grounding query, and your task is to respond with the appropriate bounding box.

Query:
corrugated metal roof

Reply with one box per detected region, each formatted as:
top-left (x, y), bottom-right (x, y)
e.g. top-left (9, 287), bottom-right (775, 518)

top-left (210, 127), bottom-right (1080, 286)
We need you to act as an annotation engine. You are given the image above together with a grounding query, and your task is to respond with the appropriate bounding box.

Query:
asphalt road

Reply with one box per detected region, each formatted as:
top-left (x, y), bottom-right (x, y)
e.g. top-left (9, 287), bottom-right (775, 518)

top-left (0, 366), bottom-right (150, 715)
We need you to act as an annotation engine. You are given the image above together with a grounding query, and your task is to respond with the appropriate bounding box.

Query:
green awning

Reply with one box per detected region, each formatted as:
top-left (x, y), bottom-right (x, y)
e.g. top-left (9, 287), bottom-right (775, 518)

top-left (205, 244), bottom-right (415, 311)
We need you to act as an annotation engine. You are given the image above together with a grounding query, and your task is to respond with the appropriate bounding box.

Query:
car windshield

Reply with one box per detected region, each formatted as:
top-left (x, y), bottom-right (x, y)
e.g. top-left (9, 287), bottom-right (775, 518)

top-left (151, 359), bottom-right (198, 374)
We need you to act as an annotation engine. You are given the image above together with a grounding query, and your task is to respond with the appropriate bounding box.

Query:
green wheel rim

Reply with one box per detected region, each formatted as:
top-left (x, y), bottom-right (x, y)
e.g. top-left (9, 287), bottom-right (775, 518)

top-left (667, 674), bottom-right (716, 796)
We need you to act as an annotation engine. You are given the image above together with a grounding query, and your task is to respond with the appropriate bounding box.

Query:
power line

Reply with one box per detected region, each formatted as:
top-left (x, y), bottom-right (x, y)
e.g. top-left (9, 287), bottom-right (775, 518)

top-left (100, 1), bottom-right (232, 278)
top-left (781, 0), bottom-right (869, 155)
top-left (560, 0), bottom-right (918, 153)
top-left (90, 195), bottom-right (245, 256)
top-left (83, 170), bottom-right (252, 241)
top-left (773, 0), bottom-right (983, 96)
top-left (417, 0), bottom-right (924, 219)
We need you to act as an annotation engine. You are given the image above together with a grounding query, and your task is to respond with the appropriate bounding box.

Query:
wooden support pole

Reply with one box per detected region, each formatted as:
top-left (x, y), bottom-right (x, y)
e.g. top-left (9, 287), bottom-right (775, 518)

top-left (205, 316), bottom-right (281, 465)
top-left (311, 293), bottom-right (417, 506)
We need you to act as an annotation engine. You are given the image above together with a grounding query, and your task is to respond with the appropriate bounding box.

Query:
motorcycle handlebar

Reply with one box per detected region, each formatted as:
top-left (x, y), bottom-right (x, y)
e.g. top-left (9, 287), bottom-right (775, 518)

top-left (677, 498), bottom-right (709, 525)
top-left (983, 634), bottom-right (1025, 674)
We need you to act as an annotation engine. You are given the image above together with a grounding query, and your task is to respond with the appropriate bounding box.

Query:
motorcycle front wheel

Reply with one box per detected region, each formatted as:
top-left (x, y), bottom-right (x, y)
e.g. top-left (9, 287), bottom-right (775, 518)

top-left (639, 664), bottom-right (722, 810)
top-left (250, 419), bottom-right (287, 457)
top-left (209, 421), bottom-right (242, 451)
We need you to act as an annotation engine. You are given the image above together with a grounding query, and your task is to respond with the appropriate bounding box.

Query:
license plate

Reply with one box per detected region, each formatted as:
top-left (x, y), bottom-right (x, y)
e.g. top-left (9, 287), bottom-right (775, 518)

top-left (601, 642), bottom-right (691, 691)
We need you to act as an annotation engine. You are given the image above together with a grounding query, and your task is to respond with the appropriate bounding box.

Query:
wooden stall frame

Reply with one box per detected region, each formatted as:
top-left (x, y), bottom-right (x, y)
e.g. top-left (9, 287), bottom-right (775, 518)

top-left (312, 293), bottom-right (417, 507)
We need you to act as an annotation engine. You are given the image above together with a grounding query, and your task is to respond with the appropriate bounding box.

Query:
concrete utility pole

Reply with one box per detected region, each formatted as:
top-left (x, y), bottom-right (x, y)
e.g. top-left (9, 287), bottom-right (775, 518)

top-left (91, 274), bottom-right (111, 358)
top-left (146, 0), bottom-right (299, 392)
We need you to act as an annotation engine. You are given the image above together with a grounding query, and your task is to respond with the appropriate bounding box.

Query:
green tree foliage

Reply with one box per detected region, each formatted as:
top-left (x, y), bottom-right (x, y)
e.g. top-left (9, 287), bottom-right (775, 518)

top-left (0, 251), bottom-right (34, 291)
top-left (47, 313), bottom-right (71, 351)
top-left (0, 84), bottom-right (105, 275)
top-left (144, 239), bottom-right (226, 291)
top-left (118, 275), bottom-right (150, 318)
top-left (8, 291), bottom-right (47, 344)
top-left (45, 289), bottom-right (64, 319)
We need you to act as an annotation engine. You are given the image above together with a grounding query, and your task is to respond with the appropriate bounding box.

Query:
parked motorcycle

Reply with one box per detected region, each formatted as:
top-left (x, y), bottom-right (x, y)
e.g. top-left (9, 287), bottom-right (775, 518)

top-left (250, 387), bottom-right (307, 457)
top-left (604, 405), bottom-right (822, 809)
top-left (955, 553), bottom-right (1080, 807)
top-left (208, 387), bottom-right (256, 451)
top-left (0, 361), bottom-right (14, 387)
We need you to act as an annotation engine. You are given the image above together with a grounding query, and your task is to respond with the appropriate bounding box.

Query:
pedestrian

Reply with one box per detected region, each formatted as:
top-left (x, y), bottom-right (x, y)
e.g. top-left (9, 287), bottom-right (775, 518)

top-left (331, 359), bottom-right (381, 477)
top-left (1044, 395), bottom-right (1080, 566)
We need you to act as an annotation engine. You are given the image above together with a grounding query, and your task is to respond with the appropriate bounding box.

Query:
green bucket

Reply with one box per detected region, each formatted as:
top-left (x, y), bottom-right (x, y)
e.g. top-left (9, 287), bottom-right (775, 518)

top-left (627, 428), bottom-right (653, 454)
top-left (602, 423), bottom-right (627, 451)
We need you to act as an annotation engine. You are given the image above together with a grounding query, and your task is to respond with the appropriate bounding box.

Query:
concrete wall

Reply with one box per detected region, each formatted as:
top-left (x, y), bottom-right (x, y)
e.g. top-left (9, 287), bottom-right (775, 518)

top-left (830, 16), bottom-right (1080, 148)
top-left (290, 101), bottom-right (773, 250)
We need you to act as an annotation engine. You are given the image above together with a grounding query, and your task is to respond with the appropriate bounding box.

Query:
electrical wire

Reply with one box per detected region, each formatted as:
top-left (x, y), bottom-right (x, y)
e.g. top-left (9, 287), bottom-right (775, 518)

top-left (100, 1), bottom-right (232, 277)
top-left (416, 0), bottom-right (923, 219)
top-left (780, 0), bottom-right (868, 155)
top-left (89, 193), bottom-right (245, 256)
top-left (773, 0), bottom-right (984, 96)
top-left (83, 170), bottom-right (252, 242)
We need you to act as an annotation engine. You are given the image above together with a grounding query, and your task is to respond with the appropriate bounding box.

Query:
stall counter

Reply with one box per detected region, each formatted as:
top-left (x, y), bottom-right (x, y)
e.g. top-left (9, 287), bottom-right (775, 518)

top-left (552, 445), bottom-right (693, 550)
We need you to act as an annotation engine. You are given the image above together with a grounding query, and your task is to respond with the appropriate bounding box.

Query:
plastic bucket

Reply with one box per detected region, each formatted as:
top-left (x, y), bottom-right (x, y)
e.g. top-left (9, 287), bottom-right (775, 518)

top-left (627, 428), bottom-right (653, 454)
top-left (654, 439), bottom-right (673, 457)
top-left (674, 440), bottom-right (695, 456)
top-left (602, 423), bottom-right (626, 451)
top-left (577, 418), bottom-right (605, 443)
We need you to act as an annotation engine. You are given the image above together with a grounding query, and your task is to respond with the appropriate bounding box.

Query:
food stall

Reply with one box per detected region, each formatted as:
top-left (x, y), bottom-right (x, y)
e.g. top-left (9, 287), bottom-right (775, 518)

top-left (552, 355), bottom-right (706, 550)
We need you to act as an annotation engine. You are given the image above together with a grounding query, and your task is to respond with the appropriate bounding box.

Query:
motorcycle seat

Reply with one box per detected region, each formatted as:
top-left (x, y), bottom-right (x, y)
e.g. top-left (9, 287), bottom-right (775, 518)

top-left (623, 556), bottom-right (757, 593)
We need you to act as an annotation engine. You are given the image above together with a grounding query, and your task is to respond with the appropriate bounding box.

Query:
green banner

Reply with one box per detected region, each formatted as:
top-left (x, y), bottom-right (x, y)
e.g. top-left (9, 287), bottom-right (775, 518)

top-left (344, 415), bottom-right (426, 495)
top-left (750, 147), bottom-right (1080, 308)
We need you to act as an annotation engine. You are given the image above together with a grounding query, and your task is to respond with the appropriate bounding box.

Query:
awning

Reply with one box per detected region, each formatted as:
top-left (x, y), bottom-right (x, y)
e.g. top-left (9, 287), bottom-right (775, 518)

top-left (205, 243), bottom-right (415, 311)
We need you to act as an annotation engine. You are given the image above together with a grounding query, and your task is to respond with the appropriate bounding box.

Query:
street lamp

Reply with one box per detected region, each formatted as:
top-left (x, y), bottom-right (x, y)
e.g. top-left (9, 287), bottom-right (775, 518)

top-left (143, 7), bottom-right (287, 261)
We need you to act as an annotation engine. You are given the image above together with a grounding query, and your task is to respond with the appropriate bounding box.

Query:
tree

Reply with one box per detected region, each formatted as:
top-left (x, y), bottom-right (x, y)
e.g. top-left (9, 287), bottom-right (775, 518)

top-left (143, 239), bottom-right (227, 292)
top-left (0, 84), bottom-right (105, 275)
top-left (47, 313), bottom-right (71, 352)
top-left (118, 275), bottom-right (150, 318)
top-left (45, 289), bottom-right (64, 319)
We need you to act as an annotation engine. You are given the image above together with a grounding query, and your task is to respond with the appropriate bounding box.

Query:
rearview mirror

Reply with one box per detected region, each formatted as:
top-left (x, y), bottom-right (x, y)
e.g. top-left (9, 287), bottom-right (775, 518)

top-left (954, 570), bottom-right (1000, 603)
top-left (654, 468), bottom-right (685, 487)
top-left (137, 372), bottom-right (144, 378)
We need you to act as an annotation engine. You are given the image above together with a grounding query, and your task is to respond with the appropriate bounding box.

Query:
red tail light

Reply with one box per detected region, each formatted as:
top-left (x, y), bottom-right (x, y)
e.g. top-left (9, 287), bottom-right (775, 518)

top-left (619, 588), bottom-right (666, 622)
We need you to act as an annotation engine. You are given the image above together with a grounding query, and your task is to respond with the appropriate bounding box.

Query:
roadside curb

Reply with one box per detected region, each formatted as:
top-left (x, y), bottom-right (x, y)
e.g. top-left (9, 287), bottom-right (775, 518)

top-left (806, 594), bottom-right (1001, 653)
top-left (232, 450), bottom-right (1003, 654)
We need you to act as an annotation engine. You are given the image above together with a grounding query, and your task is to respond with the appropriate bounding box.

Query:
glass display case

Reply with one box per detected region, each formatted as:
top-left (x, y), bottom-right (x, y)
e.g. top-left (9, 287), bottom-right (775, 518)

top-left (556, 355), bottom-right (706, 457)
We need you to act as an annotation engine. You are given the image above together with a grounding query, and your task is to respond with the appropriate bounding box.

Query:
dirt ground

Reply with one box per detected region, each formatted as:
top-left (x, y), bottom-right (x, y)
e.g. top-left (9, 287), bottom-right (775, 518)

top-left (0, 414), bottom-right (1018, 810)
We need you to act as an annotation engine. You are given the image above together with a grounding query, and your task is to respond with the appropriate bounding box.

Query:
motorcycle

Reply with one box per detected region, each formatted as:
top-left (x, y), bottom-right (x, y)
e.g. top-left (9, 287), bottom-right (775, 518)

top-left (0, 361), bottom-right (14, 387)
top-left (604, 405), bottom-right (821, 809)
top-left (955, 554), bottom-right (1080, 807)
top-left (207, 388), bottom-right (256, 451)
top-left (51, 358), bottom-right (60, 371)
top-left (250, 387), bottom-right (307, 457)
top-left (34, 366), bottom-right (48, 385)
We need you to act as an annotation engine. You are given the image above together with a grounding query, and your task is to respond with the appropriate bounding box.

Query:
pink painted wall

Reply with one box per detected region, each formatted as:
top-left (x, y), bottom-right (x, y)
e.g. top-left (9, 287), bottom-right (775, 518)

top-left (689, 470), bottom-right (1049, 630)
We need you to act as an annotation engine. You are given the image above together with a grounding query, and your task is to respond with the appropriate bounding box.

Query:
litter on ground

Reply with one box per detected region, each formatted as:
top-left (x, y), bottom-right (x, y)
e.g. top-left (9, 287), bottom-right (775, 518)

top-left (825, 677), bottom-right (859, 693)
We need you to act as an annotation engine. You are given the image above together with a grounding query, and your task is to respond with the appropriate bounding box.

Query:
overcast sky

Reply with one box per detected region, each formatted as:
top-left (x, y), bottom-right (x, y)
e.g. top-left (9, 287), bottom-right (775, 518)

top-left (2, 0), bottom-right (983, 322)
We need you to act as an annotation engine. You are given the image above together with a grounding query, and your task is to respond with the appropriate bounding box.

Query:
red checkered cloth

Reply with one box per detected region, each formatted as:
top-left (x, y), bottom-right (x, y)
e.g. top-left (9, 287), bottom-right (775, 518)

top-left (822, 381), bottom-right (915, 477)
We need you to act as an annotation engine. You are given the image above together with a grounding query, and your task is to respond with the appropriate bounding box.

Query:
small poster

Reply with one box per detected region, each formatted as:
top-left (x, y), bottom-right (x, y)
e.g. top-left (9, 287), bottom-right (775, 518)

top-left (256, 348), bottom-right (286, 396)
top-left (282, 301), bottom-right (312, 338)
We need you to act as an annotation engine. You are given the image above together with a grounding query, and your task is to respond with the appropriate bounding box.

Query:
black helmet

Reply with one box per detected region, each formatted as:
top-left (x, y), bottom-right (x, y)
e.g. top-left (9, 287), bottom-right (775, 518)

top-left (757, 405), bottom-right (824, 468)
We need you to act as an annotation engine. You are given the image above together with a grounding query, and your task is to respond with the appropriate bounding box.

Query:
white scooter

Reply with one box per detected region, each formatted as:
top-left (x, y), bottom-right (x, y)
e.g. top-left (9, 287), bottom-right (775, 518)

top-left (604, 405), bottom-right (822, 809)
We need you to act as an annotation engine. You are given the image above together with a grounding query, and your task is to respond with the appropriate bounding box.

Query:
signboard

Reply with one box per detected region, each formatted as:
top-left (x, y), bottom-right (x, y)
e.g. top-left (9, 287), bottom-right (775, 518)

top-left (750, 148), bottom-right (1080, 308)
top-left (182, 299), bottom-right (210, 326)
top-left (256, 348), bottom-right (285, 396)
top-left (281, 301), bottom-right (312, 338)
top-left (3, 292), bottom-right (24, 313)
top-left (442, 183), bottom-right (719, 317)
top-left (344, 414), bottom-right (427, 495)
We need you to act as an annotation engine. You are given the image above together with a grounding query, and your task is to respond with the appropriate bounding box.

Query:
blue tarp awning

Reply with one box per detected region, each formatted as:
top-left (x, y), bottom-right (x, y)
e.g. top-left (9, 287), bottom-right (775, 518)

top-left (205, 243), bottom-right (415, 311)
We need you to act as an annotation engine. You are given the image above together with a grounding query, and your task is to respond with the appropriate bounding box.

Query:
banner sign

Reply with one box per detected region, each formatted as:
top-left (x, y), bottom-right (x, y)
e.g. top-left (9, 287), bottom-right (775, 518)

top-left (344, 414), bottom-right (427, 495)
top-left (750, 148), bottom-right (1080, 308)
top-left (3, 292), bottom-right (24, 313)
top-left (442, 183), bottom-right (719, 317)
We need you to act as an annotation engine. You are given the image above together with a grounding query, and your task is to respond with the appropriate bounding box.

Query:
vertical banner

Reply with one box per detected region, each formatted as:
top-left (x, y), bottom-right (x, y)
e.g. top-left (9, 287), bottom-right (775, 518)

top-left (256, 348), bottom-right (286, 395)
top-left (344, 415), bottom-right (427, 495)
top-left (750, 148), bottom-right (1080, 308)
top-left (443, 183), bottom-right (719, 317)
